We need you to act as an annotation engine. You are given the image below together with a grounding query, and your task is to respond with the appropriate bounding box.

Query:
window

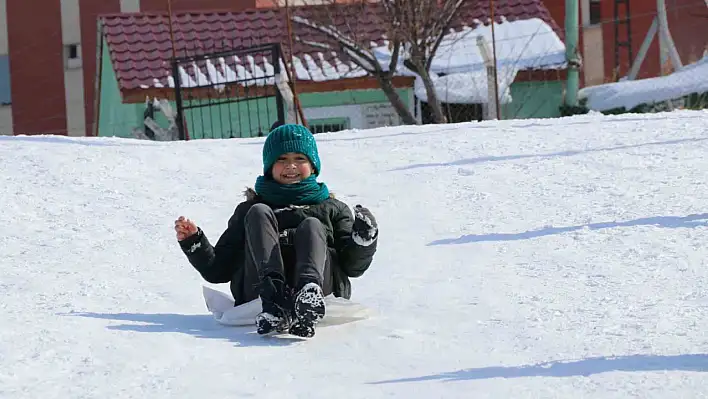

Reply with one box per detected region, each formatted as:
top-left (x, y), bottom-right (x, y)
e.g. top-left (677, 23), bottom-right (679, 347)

top-left (64, 44), bottom-right (82, 69)
top-left (0, 55), bottom-right (10, 105)
top-left (68, 44), bottom-right (78, 59)
top-left (419, 100), bottom-right (483, 124)
top-left (589, 0), bottom-right (601, 25)
top-left (308, 117), bottom-right (349, 134)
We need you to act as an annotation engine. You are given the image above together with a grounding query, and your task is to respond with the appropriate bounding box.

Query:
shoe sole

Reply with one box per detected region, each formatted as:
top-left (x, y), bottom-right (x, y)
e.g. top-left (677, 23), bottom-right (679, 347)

top-left (256, 309), bottom-right (292, 335)
top-left (290, 288), bottom-right (325, 338)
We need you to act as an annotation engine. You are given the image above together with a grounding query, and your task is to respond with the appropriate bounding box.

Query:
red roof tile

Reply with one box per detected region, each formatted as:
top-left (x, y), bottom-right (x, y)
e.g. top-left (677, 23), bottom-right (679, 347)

top-left (99, 0), bottom-right (562, 91)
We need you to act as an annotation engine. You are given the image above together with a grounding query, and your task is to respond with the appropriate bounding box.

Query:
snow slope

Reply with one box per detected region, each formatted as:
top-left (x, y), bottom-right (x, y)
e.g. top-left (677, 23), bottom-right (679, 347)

top-left (2, 110), bottom-right (708, 398)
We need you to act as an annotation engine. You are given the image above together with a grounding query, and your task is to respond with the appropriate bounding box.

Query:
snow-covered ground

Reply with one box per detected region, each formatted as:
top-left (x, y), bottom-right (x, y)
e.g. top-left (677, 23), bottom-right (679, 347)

top-left (2, 110), bottom-right (708, 398)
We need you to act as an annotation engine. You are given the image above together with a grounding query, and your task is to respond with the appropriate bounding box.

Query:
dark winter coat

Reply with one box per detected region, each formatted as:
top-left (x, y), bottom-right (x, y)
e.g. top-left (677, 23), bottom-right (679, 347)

top-left (178, 188), bottom-right (377, 305)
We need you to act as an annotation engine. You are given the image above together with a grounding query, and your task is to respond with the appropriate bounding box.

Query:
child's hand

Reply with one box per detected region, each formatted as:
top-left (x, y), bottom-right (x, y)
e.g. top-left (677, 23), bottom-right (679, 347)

top-left (352, 205), bottom-right (378, 246)
top-left (174, 216), bottom-right (198, 241)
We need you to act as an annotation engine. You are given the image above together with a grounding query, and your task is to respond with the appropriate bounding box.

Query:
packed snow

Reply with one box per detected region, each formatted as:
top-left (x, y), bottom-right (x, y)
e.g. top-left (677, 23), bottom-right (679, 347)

top-left (2, 110), bottom-right (708, 398)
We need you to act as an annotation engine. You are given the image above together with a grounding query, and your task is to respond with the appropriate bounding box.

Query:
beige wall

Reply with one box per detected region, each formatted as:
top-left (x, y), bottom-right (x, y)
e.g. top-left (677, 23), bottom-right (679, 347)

top-left (580, 0), bottom-right (605, 86)
top-left (0, 105), bottom-right (11, 135)
top-left (60, 0), bottom-right (85, 136)
top-left (582, 25), bottom-right (605, 86)
top-left (61, 0), bottom-right (81, 45)
top-left (121, 0), bottom-right (140, 12)
top-left (64, 68), bottom-right (85, 136)
top-left (580, 0), bottom-right (590, 26)
top-left (0, 0), bottom-right (6, 54)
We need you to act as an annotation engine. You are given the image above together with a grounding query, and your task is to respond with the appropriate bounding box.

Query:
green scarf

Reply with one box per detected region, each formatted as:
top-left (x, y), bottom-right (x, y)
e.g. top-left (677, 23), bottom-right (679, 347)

top-left (254, 175), bottom-right (330, 206)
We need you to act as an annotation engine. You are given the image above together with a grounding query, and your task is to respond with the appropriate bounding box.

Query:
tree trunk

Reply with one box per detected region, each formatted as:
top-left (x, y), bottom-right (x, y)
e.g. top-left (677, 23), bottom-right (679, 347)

top-left (414, 60), bottom-right (447, 124)
top-left (376, 74), bottom-right (418, 125)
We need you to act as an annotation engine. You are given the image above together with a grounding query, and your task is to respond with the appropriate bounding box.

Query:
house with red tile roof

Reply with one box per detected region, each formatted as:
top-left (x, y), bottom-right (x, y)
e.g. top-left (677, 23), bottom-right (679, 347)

top-left (95, 0), bottom-right (569, 139)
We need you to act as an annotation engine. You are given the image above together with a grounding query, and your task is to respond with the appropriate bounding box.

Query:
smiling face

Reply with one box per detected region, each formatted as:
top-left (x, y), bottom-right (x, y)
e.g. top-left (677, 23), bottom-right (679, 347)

top-left (271, 152), bottom-right (314, 184)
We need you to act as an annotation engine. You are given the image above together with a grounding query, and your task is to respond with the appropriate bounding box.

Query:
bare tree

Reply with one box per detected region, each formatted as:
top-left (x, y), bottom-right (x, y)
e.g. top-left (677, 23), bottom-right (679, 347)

top-left (383, 0), bottom-right (468, 124)
top-left (287, 0), bottom-right (418, 124)
top-left (285, 0), bottom-right (469, 125)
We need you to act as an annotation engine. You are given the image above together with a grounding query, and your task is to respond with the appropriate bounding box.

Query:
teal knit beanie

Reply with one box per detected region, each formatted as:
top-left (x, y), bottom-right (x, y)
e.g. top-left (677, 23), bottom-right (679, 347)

top-left (262, 124), bottom-right (321, 176)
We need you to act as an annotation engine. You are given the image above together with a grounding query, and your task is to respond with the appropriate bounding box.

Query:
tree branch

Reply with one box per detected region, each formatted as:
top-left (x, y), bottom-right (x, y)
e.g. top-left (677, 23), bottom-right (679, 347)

top-left (291, 14), bottom-right (383, 74)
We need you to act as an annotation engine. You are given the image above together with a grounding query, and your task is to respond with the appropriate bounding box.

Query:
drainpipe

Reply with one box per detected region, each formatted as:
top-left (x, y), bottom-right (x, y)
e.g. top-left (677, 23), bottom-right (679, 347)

top-left (564, 0), bottom-right (580, 106)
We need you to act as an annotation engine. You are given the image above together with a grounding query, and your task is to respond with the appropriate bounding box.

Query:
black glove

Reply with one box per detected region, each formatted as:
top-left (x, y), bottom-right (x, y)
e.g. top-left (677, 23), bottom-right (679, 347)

top-left (352, 205), bottom-right (378, 246)
top-left (279, 228), bottom-right (297, 247)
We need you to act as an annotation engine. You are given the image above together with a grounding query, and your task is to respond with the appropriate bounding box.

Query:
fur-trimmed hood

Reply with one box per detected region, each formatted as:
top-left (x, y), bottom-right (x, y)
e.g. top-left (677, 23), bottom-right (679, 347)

top-left (243, 187), bottom-right (259, 201)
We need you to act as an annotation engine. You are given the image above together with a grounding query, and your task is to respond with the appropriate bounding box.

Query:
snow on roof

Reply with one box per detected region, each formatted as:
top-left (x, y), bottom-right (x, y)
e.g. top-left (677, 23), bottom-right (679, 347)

top-left (101, 3), bottom-right (565, 91)
top-left (163, 18), bottom-right (565, 89)
top-left (579, 55), bottom-right (708, 112)
top-left (408, 18), bottom-right (564, 106)
top-left (388, 17), bottom-right (566, 76)
top-left (414, 67), bottom-right (519, 105)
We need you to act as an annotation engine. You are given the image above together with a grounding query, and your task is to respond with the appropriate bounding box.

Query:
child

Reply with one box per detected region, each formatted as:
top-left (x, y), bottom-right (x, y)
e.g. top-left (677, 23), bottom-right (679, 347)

top-left (174, 124), bottom-right (378, 338)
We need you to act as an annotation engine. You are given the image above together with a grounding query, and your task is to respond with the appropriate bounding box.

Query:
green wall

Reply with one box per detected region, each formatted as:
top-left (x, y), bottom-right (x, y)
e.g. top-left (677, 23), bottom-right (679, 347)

top-left (97, 35), bottom-right (413, 139)
top-left (97, 34), bottom-right (278, 140)
top-left (181, 87), bottom-right (411, 138)
top-left (97, 58), bottom-right (408, 140)
top-left (97, 38), bottom-right (560, 138)
top-left (300, 88), bottom-right (410, 108)
top-left (502, 81), bottom-right (564, 119)
top-left (97, 38), bottom-right (142, 138)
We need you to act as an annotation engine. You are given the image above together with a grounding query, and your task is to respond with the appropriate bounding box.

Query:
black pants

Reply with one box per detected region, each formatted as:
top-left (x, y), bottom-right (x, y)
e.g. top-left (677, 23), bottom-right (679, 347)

top-left (242, 204), bottom-right (332, 298)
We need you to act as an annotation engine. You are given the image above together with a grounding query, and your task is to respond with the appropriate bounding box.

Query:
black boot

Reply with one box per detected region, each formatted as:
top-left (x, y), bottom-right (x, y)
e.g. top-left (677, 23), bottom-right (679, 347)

top-left (255, 274), bottom-right (294, 335)
top-left (289, 282), bottom-right (326, 338)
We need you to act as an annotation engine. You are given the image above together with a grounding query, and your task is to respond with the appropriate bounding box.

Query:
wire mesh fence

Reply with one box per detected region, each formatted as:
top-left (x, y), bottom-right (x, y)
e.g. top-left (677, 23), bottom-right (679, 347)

top-left (171, 43), bottom-right (286, 140)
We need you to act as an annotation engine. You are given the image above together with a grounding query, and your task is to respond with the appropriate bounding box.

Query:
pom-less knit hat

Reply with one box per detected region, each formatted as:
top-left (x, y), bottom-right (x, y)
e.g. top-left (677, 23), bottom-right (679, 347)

top-left (262, 124), bottom-right (321, 176)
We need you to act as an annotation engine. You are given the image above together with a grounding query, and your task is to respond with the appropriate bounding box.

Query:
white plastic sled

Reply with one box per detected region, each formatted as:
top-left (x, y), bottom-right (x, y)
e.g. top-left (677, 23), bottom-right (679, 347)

top-left (202, 285), bottom-right (375, 327)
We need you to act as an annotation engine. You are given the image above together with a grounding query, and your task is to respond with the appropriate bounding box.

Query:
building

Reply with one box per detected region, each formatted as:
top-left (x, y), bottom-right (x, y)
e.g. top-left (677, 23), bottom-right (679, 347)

top-left (0, 0), bottom-right (267, 137)
top-left (95, 1), bottom-right (570, 139)
top-left (0, 0), bottom-right (576, 137)
top-left (544, 0), bottom-right (707, 86)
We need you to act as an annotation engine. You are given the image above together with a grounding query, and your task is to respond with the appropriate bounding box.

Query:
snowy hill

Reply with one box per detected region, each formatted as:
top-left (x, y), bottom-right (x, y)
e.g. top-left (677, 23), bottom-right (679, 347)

top-left (2, 110), bottom-right (708, 398)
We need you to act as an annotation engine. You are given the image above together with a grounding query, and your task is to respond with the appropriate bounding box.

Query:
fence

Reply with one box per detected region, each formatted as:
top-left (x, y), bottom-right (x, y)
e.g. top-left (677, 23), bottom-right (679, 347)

top-left (171, 43), bottom-right (286, 140)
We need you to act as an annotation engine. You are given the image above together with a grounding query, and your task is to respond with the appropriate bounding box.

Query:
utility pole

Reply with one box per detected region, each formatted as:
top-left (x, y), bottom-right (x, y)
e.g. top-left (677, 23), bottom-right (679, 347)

top-left (564, 0), bottom-right (580, 106)
top-left (476, 36), bottom-right (498, 120)
top-left (488, 0), bottom-right (501, 119)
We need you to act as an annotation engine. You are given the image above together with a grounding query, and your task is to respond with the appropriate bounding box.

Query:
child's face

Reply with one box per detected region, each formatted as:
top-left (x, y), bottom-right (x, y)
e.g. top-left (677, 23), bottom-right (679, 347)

top-left (271, 152), bottom-right (313, 184)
